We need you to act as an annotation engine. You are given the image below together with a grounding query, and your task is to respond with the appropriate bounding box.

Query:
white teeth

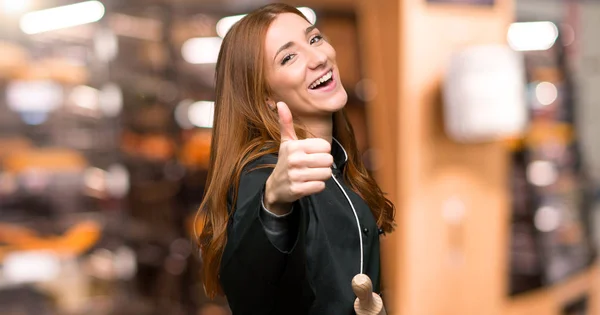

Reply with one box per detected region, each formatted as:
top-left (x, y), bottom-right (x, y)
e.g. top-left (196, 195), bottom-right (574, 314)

top-left (309, 70), bottom-right (333, 89)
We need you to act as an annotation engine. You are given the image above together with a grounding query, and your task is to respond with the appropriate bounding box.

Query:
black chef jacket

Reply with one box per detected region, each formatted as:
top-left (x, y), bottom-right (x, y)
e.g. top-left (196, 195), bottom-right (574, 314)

top-left (219, 139), bottom-right (381, 315)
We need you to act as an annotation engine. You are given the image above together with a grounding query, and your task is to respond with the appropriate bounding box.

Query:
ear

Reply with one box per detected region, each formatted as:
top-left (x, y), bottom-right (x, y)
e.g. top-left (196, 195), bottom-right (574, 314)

top-left (265, 98), bottom-right (276, 111)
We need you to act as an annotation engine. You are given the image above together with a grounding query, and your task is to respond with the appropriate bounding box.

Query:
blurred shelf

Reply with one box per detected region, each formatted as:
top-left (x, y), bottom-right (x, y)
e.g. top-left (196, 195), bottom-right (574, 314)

top-left (504, 263), bottom-right (600, 315)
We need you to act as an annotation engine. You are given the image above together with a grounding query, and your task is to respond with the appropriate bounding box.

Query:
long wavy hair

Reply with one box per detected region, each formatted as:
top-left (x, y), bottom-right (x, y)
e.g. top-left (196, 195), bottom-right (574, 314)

top-left (196, 3), bottom-right (395, 298)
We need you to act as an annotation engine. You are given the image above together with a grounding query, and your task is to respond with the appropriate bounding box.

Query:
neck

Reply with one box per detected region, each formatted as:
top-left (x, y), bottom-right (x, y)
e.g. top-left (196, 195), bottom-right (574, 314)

top-left (300, 114), bottom-right (333, 143)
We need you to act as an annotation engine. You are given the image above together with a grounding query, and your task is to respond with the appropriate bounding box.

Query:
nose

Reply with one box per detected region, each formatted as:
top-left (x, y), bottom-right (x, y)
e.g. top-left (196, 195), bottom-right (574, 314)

top-left (307, 47), bottom-right (327, 70)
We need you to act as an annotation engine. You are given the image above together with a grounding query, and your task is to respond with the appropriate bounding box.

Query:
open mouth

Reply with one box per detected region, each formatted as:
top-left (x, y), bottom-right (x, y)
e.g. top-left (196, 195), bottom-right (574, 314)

top-left (309, 70), bottom-right (334, 90)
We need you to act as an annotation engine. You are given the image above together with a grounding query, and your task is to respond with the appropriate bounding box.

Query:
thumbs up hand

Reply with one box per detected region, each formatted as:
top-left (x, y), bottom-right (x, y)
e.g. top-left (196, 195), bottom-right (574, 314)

top-left (263, 102), bottom-right (334, 215)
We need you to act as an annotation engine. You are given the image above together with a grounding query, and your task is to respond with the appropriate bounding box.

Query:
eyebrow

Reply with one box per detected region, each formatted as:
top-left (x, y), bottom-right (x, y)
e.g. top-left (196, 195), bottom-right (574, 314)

top-left (273, 25), bottom-right (318, 62)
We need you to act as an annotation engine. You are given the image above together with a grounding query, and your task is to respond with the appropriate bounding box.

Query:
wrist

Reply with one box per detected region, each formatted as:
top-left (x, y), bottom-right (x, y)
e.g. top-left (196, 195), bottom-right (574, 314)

top-left (264, 176), bottom-right (292, 216)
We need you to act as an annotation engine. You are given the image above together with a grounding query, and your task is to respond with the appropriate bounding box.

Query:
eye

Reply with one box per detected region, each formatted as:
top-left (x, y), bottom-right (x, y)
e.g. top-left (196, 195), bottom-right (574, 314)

top-left (310, 34), bottom-right (323, 45)
top-left (281, 53), bottom-right (295, 65)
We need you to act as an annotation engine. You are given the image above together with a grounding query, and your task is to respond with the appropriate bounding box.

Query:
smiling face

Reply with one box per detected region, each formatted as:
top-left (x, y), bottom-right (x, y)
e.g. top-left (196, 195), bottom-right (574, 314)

top-left (264, 13), bottom-right (347, 121)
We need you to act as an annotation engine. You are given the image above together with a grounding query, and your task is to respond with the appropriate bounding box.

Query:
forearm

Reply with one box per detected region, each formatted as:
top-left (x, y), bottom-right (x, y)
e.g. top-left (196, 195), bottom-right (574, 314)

top-left (260, 190), bottom-right (297, 253)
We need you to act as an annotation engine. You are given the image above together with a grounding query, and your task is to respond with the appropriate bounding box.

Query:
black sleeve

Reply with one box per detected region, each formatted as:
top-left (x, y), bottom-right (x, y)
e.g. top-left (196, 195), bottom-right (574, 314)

top-left (259, 197), bottom-right (296, 252)
top-left (219, 155), bottom-right (315, 314)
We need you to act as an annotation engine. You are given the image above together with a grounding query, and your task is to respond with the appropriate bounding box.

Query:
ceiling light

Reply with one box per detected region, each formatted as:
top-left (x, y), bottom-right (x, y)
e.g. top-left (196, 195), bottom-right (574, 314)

top-left (20, 1), bottom-right (105, 35)
top-left (188, 101), bottom-right (215, 128)
top-left (181, 37), bottom-right (222, 64)
top-left (507, 21), bottom-right (559, 52)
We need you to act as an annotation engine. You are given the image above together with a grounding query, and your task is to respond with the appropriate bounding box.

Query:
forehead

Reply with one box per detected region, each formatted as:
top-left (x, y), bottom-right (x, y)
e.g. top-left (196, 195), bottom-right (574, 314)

top-left (264, 13), bottom-right (312, 53)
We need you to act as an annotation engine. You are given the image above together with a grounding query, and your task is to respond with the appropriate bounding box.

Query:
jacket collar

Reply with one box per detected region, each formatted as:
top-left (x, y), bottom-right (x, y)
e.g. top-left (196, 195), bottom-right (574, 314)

top-left (331, 137), bottom-right (348, 169)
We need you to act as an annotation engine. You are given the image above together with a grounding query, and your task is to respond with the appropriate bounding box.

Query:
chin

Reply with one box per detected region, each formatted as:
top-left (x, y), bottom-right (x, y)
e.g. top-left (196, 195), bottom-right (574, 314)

top-left (324, 87), bottom-right (348, 112)
top-left (329, 88), bottom-right (348, 112)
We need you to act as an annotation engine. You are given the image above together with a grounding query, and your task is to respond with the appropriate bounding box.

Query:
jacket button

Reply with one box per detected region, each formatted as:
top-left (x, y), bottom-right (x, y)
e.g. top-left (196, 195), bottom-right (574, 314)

top-left (362, 227), bottom-right (369, 234)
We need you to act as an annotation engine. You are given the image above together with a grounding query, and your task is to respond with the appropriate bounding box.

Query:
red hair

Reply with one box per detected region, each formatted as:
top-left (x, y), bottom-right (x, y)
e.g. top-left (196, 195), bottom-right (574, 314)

top-left (196, 3), bottom-right (395, 298)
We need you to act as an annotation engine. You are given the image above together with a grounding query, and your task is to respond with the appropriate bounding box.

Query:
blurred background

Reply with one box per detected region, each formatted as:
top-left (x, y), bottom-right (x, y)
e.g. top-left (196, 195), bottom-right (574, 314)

top-left (0, 0), bottom-right (599, 314)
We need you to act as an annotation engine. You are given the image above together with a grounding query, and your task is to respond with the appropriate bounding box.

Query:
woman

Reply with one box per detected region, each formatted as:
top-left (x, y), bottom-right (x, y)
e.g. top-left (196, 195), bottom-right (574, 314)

top-left (197, 3), bottom-right (395, 314)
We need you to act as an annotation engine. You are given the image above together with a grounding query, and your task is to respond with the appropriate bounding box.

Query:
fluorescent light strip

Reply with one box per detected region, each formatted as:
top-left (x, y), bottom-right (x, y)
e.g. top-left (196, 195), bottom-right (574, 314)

top-left (216, 14), bottom-right (245, 38)
top-left (188, 101), bottom-right (215, 128)
top-left (20, 1), bottom-right (105, 35)
top-left (181, 37), bottom-right (223, 64)
top-left (1, 0), bottom-right (32, 14)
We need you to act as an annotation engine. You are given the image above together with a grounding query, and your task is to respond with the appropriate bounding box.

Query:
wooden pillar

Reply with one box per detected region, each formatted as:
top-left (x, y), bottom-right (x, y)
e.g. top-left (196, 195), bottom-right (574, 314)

top-left (357, 1), bottom-right (514, 314)
top-left (354, 0), bottom-right (400, 311)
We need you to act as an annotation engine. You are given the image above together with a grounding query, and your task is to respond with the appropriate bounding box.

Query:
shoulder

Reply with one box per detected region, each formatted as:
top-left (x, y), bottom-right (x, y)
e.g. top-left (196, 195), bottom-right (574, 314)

top-left (242, 153), bottom-right (278, 174)
top-left (236, 153), bottom-right (278, 189)
top-left (233, 153), bottom-right (277, 209)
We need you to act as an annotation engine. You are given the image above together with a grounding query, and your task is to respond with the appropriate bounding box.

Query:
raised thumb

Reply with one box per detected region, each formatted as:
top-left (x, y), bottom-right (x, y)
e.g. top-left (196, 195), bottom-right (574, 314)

top-left (277, 101), bottom-right (297, 142)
